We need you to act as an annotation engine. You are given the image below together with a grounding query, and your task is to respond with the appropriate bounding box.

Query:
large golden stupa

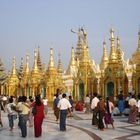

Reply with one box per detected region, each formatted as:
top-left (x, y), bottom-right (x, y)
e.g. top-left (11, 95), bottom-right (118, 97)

top-left (0, 28), bottom-right (140, 102)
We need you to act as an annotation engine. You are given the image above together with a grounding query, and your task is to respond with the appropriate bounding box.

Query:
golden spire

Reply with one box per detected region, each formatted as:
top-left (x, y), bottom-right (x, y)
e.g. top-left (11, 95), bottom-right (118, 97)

top-left (117, 36), bottom-right (120, 49)
top-left (71, 47), bottom-right (76, 66)
top-left (12, 56), bottom-right (17, 75)
top-left (32, 49), bottom-right (39, 73)
top-left (25, 54), bottom-right (30, 74)
top-left (66, 47), bottom-right (77, 76)
top-left (81, 27), bottom-right (87, 49)
top-left (9, 56), bottom-right (19, 84)
top-left (71, 27), bottom-right (82, 60)
top-left (109, 28), bottom-right (117, 63)
top-left (57, 53), bottom-right (63, 75)
top-left (37, 46), bottom-right (42, 70)
top-left (100, 41), bottom-right (108, 70)
top-left (116, 36), bottom-right (124, 63)
top-left (18, 57), bottom-right (24, 80)
top-left (76, 28), bottom-right (82, 59)
top-left (48, 48), bottom-right (56, 70)
top-left (80, 28), bottom-right (89, 63)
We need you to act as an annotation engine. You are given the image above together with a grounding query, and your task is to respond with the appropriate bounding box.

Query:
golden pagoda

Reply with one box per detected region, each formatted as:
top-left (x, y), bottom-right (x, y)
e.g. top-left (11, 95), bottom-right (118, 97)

top-left (63, 47), bottom-right (78, 95)
top-left (20, 54), bottom-right (31, 96)
top-left (73, 28), bottom-right (96, 101)
top-left (7, 57), bottom-right (19, 96)
top-left (30, 49), bottom-right (43, 97)
top-left (100, 28), bottom-right (128, 99)
top-left (46, 48), bottom-right (64, 102)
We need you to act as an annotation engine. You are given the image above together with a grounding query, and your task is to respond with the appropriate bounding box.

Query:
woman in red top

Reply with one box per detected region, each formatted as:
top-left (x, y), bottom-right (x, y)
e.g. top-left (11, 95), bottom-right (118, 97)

top-left (32, 95), bottom-right (44, 137)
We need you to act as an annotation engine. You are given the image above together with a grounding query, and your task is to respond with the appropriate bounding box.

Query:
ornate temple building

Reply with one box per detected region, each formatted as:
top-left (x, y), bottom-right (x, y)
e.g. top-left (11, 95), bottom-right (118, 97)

top-left (0, 28), bottom-right (140, 102)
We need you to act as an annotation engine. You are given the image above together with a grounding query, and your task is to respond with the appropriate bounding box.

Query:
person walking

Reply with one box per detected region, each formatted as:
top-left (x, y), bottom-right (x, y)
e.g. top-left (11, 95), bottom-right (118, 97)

top-left (91, 92), bottom-right (99, 125)
top-left (69, 95), bottom-right (74, 112)
top-left (19, 96), bottom-right (30, 137)
top-left (32, 95), bottom-right (44, 137)
top-left (53, 93), bottom-right (60, 121)
top-left (28, 96), bottom-right (34, 127)
top-left (57, 93), bottom-right (71, 131)
top-left (6, 97), bottom-right (17, 131)
top-left (42, 96), bottom-right (48, 116)
top-left (104, 97), bottom-right (114, 129)
top-left (96, 96), bottom-right (106, 131)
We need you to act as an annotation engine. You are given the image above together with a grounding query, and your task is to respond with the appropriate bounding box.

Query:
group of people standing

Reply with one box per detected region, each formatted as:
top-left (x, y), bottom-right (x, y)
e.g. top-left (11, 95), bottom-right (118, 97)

top-left (0, 94), bottom-right (45, 138)
top-left (91, 93), bottom-right (114, 131)
top-left (0, 91), bottom-right (140, 138)
top-left (91, 92), bottom-right (140, 131)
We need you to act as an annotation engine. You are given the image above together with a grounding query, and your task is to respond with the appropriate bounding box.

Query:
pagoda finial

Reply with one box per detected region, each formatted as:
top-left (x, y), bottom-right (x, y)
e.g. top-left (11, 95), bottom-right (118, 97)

top-left (110, 28), bottom-right (115, 39)
top-left (81, 27), bottom-right (87, 49)
top-left (117, 36), bottom-right (120, 49)
top-left (116, 36), bottom-right (123, 63)
top-left (66, 47), bottom-right (77, 75)
top-left (71, 28), bottom-right (82, 60)
top-left (71, 47), bottom-right (76, 66)
top-left (109, 28), bottom-right (117, 63)
top-left (57, 53), bottom-right (63, 75)
top-left (103, 41), bottom-right (108, 59)
top-left (48, 48), bottom-right (55, 69)
top-left (25, 54), bottom-right (30, 74)
top-left (18, 57), bottom-right (24, 80)
top-left (100, 41), bottom-right (108, 70)
top-left (12, 56), bottom-right (17, 75)
top-left (37, 45), bottom-right (42, 70)
top-left (33, 49), bottom-right (39, 72)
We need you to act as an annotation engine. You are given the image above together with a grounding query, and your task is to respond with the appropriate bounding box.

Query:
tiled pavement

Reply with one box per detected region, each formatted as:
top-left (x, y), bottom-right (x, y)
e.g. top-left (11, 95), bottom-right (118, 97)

top-left (0, 108), bottom-right (140, 140)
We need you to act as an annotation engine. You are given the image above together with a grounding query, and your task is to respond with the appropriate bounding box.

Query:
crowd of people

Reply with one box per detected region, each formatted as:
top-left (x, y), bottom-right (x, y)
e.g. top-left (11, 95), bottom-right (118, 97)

top-left (0, 91), bottom-right (140, 138)
top-left (0, 94), bottom-right (45, 138)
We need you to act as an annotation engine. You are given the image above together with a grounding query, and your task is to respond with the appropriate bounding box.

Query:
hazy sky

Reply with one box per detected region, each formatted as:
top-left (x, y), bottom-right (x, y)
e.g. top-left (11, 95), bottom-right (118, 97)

top-left (0, 0), bottom-right (140, 72)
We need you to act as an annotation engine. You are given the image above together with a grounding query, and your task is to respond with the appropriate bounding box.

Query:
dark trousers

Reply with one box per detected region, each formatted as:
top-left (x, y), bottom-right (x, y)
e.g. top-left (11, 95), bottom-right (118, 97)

top-left (19, 114), bottom-right (28, 137)
top-left (8, 114), bottom-right (14, 129)
top-left (60, 110), bottom-right (67, 131)
top-left (92, 109), bottom-right (98, 125)
top-left (98, 111), bottom-right (104, 130)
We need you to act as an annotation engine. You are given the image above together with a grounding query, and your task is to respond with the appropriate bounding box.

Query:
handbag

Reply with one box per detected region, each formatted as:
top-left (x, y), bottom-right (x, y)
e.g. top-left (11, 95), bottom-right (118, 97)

top-left (32, 104), bottom-right (36, 116)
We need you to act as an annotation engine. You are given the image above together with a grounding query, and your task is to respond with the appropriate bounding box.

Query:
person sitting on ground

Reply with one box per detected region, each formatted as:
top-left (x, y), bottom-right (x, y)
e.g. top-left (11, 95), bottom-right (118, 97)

top-left (112, 103), bottom-right (120, 116)
top-left (123, 100), bottom-right (130, 116)
top-left (75, 101), bottom-right (83, 111)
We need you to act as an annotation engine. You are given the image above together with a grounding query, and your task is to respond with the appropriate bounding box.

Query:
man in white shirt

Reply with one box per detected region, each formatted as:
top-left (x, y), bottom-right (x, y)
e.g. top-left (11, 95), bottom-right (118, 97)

top-left (57, 93), bottom-right (71, 131)
top-left (91, 93), bottom-right (99, 125)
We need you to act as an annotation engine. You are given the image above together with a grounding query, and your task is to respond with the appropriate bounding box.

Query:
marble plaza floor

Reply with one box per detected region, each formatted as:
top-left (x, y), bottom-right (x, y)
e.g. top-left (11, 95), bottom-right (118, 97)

top-left (0, 108), bottom-right (140, 140)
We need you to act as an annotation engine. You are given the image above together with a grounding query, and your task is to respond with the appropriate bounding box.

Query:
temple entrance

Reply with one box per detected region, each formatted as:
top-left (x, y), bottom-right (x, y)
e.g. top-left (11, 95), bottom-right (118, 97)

top-left (107, 82), bottom-right (114, 97)
top-left (138, 78), bottom-right (140, 93)
top-left (78, 80), bottom-right (84, 101)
